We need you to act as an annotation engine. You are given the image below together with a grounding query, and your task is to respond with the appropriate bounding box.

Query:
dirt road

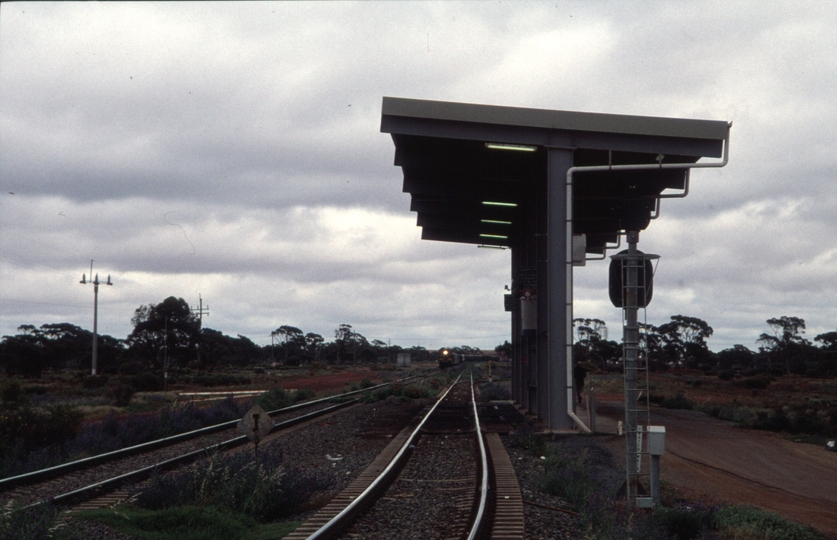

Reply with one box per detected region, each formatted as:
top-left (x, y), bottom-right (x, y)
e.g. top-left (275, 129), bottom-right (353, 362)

top-left (593, 401), bottom-right (837, 537)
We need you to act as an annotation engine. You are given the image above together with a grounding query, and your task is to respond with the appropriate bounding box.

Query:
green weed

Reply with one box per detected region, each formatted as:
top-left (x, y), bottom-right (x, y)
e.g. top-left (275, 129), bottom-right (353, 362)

top-left (714, 505), bottom-right (826, 540)
top-left (74, 505), bottom-right (300, 540)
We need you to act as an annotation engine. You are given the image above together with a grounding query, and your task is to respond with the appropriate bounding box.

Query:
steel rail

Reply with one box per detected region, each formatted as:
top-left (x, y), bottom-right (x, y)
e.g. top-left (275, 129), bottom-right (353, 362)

top-left (0, 374), bottom-right (425, 491)
top-left (304, 372), bottom-right (464, 540)
top-left (466, 373), bottom-right (490, 540)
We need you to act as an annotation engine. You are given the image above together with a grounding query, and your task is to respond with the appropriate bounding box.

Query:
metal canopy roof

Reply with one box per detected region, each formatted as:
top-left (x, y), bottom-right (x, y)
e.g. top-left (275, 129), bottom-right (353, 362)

top-left (381, 97), bottom-right (729, 253)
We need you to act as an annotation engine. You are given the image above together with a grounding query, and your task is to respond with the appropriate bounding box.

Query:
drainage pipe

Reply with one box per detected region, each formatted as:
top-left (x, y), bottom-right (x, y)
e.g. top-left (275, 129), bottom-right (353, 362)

top-left (561, 124), bottom-right (731, 433)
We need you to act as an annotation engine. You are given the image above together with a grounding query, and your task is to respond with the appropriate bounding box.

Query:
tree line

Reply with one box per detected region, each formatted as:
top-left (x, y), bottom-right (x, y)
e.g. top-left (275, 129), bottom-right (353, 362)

top-left (573, 315), bottom-right (837, 378)
top-left (0, 296), bottom-right (484, 378)
top-left (4, 297), bottom-right (835, 379)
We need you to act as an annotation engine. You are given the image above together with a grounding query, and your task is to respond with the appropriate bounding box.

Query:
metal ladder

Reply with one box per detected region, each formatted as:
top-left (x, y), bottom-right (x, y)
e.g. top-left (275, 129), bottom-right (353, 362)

top-left (617, 235), bottom-right (655, 506)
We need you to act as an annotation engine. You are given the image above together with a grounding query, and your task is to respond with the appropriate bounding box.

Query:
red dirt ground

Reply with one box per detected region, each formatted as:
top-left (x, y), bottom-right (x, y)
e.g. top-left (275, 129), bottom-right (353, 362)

top-left (276, 369), bottom-right (384, 392)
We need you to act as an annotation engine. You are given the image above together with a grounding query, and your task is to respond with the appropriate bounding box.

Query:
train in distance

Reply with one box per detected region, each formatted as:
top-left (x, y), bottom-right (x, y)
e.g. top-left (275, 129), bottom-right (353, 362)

top-left (438, 349), bottom-right (503, 369)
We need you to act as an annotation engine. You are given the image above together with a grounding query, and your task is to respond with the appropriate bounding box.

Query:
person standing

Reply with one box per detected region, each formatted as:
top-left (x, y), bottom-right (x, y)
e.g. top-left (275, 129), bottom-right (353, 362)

top-left (574, 361), bottom-right (587, 405)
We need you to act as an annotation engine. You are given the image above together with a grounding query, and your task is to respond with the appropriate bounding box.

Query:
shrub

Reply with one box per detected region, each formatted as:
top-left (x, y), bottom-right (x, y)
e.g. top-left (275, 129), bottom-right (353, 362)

top-left (541, 449), bottom-right (596, 509)
top-left (477, 382), bottom-right (511, 401)
top-left (0, 399), bottom-right (82, 459)
top-left (714, 505), bottom-right (826, 540)
top-left (718, 369), bottom-right (735, 381)
top-left (1, 398), bottom-right (248, 477)
top-left (0, 502), bottom-right (58, 540)
top-left (75, 506), bottom-right (301, 540)
top-left (508, 425), bottom-right (541, 452)
top-left (117, 361), bottom-right (144, 375)
top-left (22, 385), bottom-right (49, 396)
top-left (734, 376), bottom-right (771, 390)
top-left (1, 379), bottom-right (29, 410)
top-left (131, 372), bottom-right (165, 392)
top-left (648, 394), bottom-right (666, 405)
top-left (405, 385), bottom-right (429, 399)
top-left (82, 374), bottom-right (109, 389)
top-left (746, 405), bottom-right (836, 438)
top-left (660, 392), bottom-right (694, 410)
top-left (656, 503), bottom-right (719, 540)
top-left (134, 444), bottom-right (333, 521)
top-left (107, 383), bottom-right (135, 406)
top-left (293, 387), bottom-right (316, 402)
top-left (256, 388), bottom-right (293, 411)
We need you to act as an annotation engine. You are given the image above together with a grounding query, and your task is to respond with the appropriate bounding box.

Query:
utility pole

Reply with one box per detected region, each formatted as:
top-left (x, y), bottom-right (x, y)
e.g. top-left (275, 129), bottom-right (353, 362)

top-left (80, 260), bottom-right (112, 376)
top-left (191, 294), bottom-right (209, 369)
top-left (163, 316), bottom-right (169, 392)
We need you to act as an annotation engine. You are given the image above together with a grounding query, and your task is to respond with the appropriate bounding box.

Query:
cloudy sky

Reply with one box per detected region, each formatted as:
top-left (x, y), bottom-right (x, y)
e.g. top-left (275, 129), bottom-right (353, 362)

top-left (1, 1), bottom-right (836, 353)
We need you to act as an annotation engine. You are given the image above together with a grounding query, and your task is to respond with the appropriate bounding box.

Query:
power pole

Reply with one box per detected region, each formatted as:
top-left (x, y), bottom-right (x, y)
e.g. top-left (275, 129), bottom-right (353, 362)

top-left (80, 260), bottom-right (112, 376)
top-left (191, 294), bottom-right (209, 369)
top-left (163, 316), bottom-right (169, 392)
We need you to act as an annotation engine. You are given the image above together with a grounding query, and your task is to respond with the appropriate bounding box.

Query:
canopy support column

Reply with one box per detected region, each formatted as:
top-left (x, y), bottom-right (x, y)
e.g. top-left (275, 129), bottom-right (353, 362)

top-left (542, 147), bottom-right (574, 431)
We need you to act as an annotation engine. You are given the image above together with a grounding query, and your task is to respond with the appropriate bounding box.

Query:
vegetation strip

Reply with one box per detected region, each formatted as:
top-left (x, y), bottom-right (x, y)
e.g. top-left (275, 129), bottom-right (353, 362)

top-left (16, 399), bottom-right (358, 511)
top-left (1, 376), bottom-right (419, 492)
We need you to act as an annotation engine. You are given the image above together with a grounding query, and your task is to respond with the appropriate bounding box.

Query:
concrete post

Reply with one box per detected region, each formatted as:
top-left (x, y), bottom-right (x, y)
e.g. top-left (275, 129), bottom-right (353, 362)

top-left (589, 384), bottom-right (597, 433)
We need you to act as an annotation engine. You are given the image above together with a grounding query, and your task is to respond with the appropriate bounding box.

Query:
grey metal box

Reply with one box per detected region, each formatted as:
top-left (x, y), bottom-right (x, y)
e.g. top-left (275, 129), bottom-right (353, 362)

top-left (648, 425), bottom-right (666, 455)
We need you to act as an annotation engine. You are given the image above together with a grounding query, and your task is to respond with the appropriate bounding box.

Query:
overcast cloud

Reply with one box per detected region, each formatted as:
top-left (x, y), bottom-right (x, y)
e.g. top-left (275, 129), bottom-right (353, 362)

top-left (1, 1), bottom-right (836, 352)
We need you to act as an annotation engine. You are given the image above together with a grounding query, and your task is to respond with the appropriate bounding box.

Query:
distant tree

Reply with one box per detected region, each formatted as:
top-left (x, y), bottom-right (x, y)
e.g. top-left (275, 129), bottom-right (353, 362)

top-left (348, 330), bottom-right (369, 364)
top-left (334, 324), bottom-right (353, 364)
top-left (37, 323), bottom-right (125, 373)
top-left (574, 318), bottom-right (607, 342)
top-left (273, 325), bottom-right (304, 364)
top-left (304, 332), bottom-right (324, 362)
top-left (334, 324), bottom-right (368, 364)
top-left (230, 334), bottom-right (261, 367)
top-left (757, 316), bottom-right (813, 374)
top-left (36, 323), bottom-right (91, 371)
top-left (196, 329), bottom-right (261, 368)
top-left (0, 331), bottom-right (48, 377)
top-left (815, 331), bottom-right (837, 350)
top-left (573, 318), bottom-right (611, 369)
top-left (717, 344), bottom-right (755, 371)
top-left (638, 322), bottom-right (665, 371)
top-left (1, 323), bottom-right (124, 376)
top-left (814, 330), bottom-right (837, 378)
top-left (657, 315), bottom-right (714, 370)
top-left (495, 340), bottom-right (512, 358)
top-left (405, 345), bottom-right (429, 363)
top-left (199, 328), bottom-right (237, 370)
top-left (370, 339), bottom-right (389, 362)
top-left (127, 297), bottom-right (199, 372)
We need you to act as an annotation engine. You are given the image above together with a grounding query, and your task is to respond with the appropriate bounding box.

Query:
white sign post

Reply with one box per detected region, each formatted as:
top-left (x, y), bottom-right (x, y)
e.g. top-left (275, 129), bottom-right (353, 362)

top-left (238, 405), bottom-right (273, 453)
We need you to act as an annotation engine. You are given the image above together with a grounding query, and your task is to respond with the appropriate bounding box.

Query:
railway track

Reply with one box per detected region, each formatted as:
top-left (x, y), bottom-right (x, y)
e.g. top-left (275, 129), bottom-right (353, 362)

top-left (285, 374), bottom-right (525, 540)
top-left (0, 375), bottom-right (425, 511)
